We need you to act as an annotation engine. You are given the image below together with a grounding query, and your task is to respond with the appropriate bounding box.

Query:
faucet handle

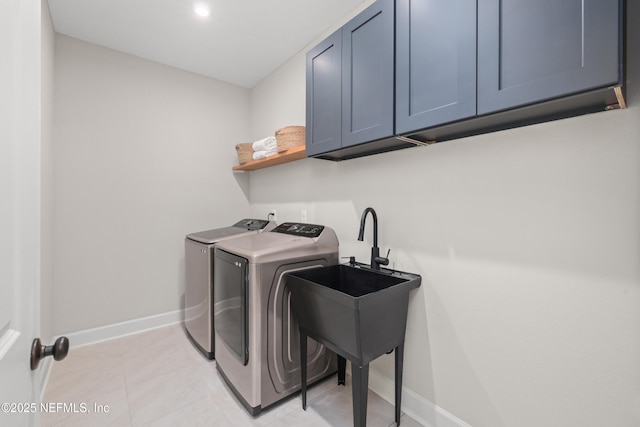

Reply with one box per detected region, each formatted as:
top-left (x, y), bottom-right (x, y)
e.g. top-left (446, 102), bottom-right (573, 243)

top-left (374, 249), bottom-right (390, 267)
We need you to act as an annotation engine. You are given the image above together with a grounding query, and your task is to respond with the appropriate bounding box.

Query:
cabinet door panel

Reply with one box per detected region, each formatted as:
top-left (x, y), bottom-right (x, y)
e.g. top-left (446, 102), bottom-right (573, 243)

top-left (341, 0), bottom-right (394, 148)
top-left (396, 0), bottom-right (477, 134)
top-left (478, 0), bottom-right (621, 115)
top-left (306, 30), bottom-right (342, 156)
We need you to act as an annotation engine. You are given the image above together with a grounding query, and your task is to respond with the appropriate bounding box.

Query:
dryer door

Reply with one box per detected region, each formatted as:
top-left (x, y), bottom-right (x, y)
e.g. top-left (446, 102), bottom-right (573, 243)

top-left (214, 249), bottom-right (249, 365)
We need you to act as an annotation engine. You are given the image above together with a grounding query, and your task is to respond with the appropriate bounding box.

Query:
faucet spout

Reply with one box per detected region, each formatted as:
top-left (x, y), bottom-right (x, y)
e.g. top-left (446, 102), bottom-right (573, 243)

top-left (357, 207), bottom-right (388, 270)
top-left (358, 207), bottom-right (378, 246)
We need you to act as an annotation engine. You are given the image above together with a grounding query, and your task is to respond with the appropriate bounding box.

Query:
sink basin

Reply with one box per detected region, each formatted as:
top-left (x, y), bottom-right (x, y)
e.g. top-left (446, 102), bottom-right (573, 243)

top-left (287, 263), bottom-right (421, 427)
top-left (286, 263), bottom-right (421, 366)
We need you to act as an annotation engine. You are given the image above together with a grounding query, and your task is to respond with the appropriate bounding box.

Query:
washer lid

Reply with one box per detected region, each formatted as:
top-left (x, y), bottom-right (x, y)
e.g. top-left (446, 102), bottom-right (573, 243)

top-left (186, 219), bottom-right (274, 244)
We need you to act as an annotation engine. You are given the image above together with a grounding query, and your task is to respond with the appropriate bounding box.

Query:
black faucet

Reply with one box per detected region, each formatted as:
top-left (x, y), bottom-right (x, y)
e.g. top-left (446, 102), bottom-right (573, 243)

top-left (357, 207), bottom-right (389, 270)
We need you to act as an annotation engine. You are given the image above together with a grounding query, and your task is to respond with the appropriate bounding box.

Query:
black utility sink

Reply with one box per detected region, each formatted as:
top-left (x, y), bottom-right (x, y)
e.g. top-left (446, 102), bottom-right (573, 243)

top-left (287, 263), bottom-right (420, 366)
top-left (286, 262), bottom-right (421, 427)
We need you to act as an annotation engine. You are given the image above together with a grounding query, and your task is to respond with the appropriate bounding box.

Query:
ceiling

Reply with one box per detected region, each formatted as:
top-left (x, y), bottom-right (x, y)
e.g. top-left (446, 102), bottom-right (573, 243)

top-left (47, 0), bottom-right (366, 88)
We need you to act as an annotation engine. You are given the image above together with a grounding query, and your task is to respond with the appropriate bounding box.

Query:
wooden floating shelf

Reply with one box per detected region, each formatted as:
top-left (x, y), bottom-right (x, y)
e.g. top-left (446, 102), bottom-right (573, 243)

top-left (232, 145), bottom-right (307, 172)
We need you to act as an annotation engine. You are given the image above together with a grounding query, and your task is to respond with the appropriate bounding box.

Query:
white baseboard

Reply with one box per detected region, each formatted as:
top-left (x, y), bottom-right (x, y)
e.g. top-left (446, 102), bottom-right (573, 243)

top-left (368, 368), bottom-right (472, 427)
top-left (61, 310), bottom-right (182, 348)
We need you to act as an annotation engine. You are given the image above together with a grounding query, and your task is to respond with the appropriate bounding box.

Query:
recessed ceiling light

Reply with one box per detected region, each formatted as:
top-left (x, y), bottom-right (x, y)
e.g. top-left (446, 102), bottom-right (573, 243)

top-left (193, 3), bottom-right (211, 18)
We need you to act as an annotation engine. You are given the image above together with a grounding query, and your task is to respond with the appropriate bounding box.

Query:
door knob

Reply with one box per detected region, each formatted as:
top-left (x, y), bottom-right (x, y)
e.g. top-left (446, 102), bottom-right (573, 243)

top-left (30, 337), bottom-right (69, 370)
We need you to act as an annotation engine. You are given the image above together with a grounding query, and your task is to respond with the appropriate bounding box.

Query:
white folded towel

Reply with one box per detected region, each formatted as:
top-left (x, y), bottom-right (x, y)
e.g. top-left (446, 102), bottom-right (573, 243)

top-left (252, 149), bottom-right (278, 160)
top-left (252, 136), bottom-right (277, 152)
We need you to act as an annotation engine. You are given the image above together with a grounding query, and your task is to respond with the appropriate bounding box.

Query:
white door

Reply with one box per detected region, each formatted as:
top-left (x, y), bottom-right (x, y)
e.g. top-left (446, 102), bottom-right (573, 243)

top-left (0, 1), bottom-right (43, 426)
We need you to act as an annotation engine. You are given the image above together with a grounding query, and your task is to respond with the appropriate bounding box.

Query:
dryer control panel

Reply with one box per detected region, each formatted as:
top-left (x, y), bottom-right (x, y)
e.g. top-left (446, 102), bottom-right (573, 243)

top-left (232, 219), bottom-right (271, 231)
top-left (272, 222), bottom-right (325, 238)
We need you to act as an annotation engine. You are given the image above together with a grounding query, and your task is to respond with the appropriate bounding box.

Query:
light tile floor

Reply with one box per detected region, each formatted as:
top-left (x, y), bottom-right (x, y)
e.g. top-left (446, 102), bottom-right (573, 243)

top-left (43, 324), bottom-right (423, 427)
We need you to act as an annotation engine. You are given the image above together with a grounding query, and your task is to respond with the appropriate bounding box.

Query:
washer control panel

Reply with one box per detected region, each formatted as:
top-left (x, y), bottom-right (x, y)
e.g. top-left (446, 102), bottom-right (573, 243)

top-left (272, 222), bottom-right (325, 238)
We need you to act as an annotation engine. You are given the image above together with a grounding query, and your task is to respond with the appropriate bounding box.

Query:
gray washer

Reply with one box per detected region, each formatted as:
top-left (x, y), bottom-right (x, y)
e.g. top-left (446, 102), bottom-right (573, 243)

top-left (184, 219), bottom-right (276, 359)
top-left (213, 222), bottom-right (339, 415)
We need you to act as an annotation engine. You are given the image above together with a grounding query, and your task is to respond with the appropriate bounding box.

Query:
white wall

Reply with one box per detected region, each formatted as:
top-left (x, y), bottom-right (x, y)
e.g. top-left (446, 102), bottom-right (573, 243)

top-left (53, 36), bottom-right (251, 334)
top-left (248, 3), bottom-right (640, 427)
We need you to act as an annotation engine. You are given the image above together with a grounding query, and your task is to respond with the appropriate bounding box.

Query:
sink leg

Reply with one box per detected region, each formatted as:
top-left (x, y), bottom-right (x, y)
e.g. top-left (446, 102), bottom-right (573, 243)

top-left (352, 363), bottom-right (369, 427)
top-left (300, 329), bottom-right (307, 410)
top-left (395, 344), bottom-right (404, 426)
top-left (337, 355), bottom-right (346, 385)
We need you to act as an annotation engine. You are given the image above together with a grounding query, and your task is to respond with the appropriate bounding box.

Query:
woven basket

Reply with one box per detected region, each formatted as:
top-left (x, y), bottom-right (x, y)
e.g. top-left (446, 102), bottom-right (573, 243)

top-left (275, 126), bottom-right (305, 152)
top-left (235, 143), bottom-right (254, 164)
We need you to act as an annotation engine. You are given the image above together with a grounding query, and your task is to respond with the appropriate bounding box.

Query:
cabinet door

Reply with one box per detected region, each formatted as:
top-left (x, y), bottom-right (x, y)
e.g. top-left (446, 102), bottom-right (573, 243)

top-left (396, 0), bottom-right (477, 134)
top-left (306, 29), bottom-right (343, 157)
top-left (478, 0), bottom-right (621, 115)
top-left (341, 0), bottom-right (394, 148)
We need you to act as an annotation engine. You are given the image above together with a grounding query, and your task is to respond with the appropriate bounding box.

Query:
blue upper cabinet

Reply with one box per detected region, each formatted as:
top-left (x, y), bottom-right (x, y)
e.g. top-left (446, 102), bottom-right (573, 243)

top-left (306, 30), bottom-right (343, 157)
top-left (306, 0), bottom-right (624, 160)
top-left (341, 0), bottom-right (394, 148)
top-left (477, 0), bottom-right (623, 115)
top-left (306, 0), bottom-right (399, 160)
top-left (395, 0), bottom-right (477, 134)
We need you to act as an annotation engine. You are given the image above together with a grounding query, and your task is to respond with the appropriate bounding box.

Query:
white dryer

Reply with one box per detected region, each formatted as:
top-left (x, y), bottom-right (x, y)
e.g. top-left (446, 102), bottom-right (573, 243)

top-left (213, 222), bottom-right (339, 415)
